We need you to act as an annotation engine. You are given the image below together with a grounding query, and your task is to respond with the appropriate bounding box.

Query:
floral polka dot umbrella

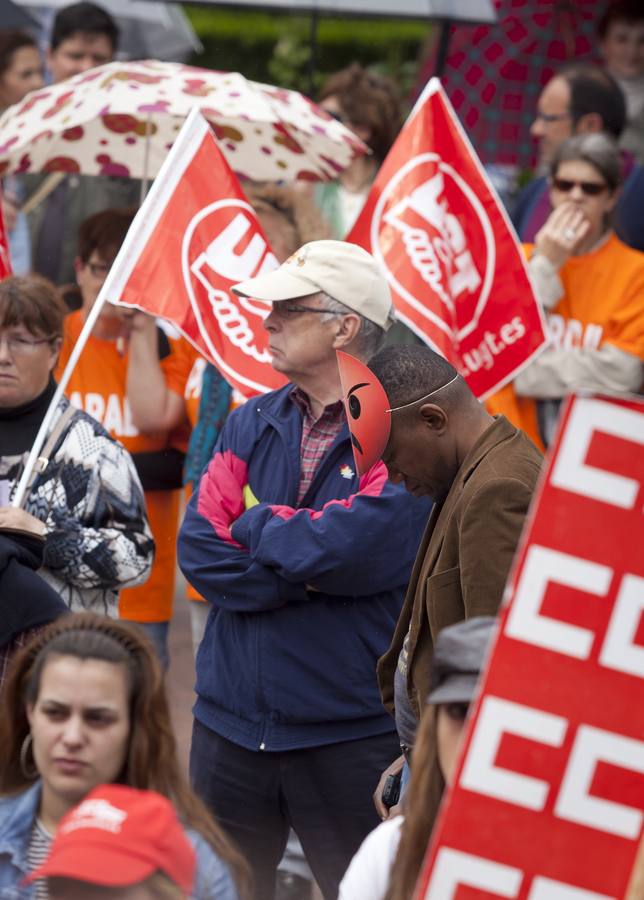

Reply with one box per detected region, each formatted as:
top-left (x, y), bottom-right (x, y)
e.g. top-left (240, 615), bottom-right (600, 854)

top-left (0, 59), bottom-right (367, 183)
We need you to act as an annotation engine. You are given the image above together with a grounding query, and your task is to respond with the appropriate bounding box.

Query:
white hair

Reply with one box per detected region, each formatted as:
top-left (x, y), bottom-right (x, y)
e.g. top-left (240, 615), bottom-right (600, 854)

top-left (318, 291), bottom-right (386, 359)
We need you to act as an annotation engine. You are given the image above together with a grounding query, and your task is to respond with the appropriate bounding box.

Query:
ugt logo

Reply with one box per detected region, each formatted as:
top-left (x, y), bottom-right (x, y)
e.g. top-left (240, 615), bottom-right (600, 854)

top-left (181, 200), bottom-right (278, 365)
top-left (371, 154), bottom-right (495, 343)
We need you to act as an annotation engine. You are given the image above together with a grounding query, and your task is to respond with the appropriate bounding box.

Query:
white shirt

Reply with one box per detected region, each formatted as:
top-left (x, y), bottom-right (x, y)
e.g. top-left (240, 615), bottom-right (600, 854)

top-left (338, 816), bottom-right (403, 900)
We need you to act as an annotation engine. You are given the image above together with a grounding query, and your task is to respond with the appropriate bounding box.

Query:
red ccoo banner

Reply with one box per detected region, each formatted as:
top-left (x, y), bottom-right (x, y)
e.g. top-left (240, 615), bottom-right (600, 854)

top-left (417, 392), bottom-right (644, 899)
top-left (348, 78), bottom-right (547, 400)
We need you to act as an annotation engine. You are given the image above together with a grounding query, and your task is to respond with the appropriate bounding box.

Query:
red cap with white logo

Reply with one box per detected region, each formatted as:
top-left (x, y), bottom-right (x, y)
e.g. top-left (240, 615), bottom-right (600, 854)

top-left (25, 784), bottom-right (195, 894)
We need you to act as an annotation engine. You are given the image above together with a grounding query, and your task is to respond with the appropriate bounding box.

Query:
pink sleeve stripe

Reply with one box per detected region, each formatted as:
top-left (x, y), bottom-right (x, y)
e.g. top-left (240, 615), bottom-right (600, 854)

top-left (197, 449), bottom-right (248, 547)
top-left (269, 461), bottom-right (389, 521)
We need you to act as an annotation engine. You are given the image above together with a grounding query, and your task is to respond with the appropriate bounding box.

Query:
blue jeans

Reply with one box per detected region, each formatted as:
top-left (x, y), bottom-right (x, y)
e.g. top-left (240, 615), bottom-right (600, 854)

top-left (121, 619), bottom-right (169, 670)
top-left (400, 758), bottom-right (411, 795)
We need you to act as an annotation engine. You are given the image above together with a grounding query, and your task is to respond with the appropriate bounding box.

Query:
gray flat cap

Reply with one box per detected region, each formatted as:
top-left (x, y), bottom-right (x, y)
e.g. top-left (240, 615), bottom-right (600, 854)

top-left (427, 617), bottom-right (497, 706)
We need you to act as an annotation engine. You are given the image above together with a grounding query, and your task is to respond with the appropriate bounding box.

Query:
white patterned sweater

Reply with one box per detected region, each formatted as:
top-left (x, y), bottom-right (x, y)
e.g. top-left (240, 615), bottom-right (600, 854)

top-left (1, 397), bottom-right (154, 616)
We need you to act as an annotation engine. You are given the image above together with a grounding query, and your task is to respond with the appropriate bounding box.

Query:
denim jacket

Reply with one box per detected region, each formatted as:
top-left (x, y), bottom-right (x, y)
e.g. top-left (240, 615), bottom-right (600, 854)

top-left (0, 782), bottom-right (238, 900)
top-left (0, 782), bottom-right (39, 899)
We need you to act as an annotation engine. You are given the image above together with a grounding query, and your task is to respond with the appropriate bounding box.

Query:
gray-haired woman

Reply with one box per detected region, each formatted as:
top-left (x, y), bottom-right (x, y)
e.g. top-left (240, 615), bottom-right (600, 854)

top-left (489, 132), bottom-right (644, 448)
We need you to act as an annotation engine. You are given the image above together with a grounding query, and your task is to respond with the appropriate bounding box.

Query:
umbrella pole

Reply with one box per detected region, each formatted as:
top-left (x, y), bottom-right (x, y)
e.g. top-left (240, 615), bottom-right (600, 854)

top-left (308, 9), bottom-right (319, 99)
top-left (11, 286), bottom-right (112, 508)
top-left (434, 18), bottom-right (452, 78)
top-left (140, 111), bottom-right (153, 206)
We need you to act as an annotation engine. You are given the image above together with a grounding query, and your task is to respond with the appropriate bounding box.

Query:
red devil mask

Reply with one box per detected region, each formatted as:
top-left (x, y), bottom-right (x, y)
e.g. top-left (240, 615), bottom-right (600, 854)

top-left (337, 351), bottom-right (391, 475)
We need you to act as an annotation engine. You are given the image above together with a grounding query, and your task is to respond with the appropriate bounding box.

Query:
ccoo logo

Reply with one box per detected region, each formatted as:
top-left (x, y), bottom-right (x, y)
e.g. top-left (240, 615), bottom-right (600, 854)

top-left (371, 154), bottom-right (495, 344)
top-left (181, 200), bottom-right (278, 370)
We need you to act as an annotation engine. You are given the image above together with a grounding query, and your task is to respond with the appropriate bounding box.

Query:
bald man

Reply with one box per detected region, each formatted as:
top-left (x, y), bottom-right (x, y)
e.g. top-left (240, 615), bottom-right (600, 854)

top-left (371, 345), bottom-right (542, 810)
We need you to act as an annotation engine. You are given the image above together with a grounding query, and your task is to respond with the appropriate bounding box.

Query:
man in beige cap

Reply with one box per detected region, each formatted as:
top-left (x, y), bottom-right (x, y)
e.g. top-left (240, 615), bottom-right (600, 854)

top-left (178, 240), bottom-right (431, 900)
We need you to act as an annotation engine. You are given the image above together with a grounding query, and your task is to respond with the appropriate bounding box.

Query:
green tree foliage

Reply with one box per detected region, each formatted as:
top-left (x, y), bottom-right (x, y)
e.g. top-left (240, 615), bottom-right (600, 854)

top-left (185, 7), bottom-right (430, 102)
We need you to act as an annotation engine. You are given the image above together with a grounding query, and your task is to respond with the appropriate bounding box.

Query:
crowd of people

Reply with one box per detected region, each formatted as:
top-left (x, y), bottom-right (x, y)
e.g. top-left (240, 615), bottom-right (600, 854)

top-left (0, 1), bottom-right (643, 898)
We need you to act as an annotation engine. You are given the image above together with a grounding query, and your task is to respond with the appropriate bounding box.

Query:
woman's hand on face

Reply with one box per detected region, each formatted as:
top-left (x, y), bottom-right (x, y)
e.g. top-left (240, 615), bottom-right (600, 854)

top-left (0, 506), bottom-right (47, 536)
top-left (534, 202), bottom-right (592, 269)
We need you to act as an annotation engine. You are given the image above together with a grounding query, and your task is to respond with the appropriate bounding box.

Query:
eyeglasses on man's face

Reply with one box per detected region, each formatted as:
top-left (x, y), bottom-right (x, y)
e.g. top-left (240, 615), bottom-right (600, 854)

top-left (534, 110), bottom-right (572, 124)
top-left (270, 302), bottom-right (334, 320)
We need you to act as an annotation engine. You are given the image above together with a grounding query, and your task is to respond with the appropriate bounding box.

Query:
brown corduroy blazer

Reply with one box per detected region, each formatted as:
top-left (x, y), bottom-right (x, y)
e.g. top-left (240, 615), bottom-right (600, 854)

top-left (378, 416), bottom-right (543, 722)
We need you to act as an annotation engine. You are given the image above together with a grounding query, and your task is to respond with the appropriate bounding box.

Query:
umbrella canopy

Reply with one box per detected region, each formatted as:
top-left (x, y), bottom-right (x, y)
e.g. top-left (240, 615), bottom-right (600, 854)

top-left (0, 60), bottom-right (367, 183)
top-left (414, 0), bottom-right (600, 171)
top-left (0, 0), bottom-right (38, 28)
top-left (18, 0), bottom-right (202, 63)
top-left (182, 0), bottom-right (495, 18)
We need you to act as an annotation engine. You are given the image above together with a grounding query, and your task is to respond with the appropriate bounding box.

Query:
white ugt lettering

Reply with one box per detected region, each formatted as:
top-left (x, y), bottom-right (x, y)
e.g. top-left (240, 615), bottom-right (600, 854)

top-left (460, 696), bottom-right (567, 810)
top-left (556, 725), bottom-right (644, 839)
top-left (196, 213), bottom-right (267, 283)
top-left (550, 398), bottom-right (644, 508)
top-left (424, 848), bottom-right (522, 899)
top-left (505, 546), bottom-right (612, 659)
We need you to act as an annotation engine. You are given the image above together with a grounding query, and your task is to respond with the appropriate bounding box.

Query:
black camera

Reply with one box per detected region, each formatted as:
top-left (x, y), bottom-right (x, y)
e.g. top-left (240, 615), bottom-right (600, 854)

top-left (381, 770), bottom-right (402, 809)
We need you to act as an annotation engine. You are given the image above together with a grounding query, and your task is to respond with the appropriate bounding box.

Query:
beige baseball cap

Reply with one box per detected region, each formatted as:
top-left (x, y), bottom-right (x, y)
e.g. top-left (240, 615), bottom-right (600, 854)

top-left (232, 240), bottom-right (396, 331)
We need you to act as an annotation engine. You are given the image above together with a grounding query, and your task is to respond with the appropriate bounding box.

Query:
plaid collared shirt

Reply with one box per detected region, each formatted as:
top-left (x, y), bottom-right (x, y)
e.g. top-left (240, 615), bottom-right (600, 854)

top-left (291, 387), bottom-right (345, 505)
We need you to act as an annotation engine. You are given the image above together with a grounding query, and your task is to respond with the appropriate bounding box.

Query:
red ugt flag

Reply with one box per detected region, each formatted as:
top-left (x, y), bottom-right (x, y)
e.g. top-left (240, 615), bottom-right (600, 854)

top-left (105, 108), bottom-right (287, 397)
top-left (348, 78), bottom-right (547, 400)
top-left (0, 187), bottom-right (13, 280)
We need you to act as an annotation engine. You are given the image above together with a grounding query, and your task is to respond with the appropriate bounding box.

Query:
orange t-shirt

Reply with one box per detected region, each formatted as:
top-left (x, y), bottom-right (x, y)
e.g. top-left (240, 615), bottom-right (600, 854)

top-left (56, 311), bottom-right (193, 622)
top-left (487, 235), bottom-right (644, 449)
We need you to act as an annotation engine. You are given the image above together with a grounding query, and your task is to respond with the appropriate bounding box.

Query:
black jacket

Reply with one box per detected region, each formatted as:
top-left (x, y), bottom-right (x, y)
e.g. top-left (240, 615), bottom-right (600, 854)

top-left (0, 530), bottom-right (68, 649)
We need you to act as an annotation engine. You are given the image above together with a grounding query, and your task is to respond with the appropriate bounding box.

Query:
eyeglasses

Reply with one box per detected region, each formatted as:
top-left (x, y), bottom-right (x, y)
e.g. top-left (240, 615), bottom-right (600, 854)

top-left (271, 302), bottom-right (336, 320)
top-left (0, 335), bottom-right (53, 356)
top-left (552, 177), bottom-right (609, 196)
top-left (87, 261), bottom-right (111, 279)
top-left (534, 110), bottom-right (572, 124)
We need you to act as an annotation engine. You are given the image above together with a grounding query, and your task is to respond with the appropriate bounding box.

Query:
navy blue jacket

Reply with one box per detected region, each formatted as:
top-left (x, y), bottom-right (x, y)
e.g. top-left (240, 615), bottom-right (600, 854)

top-left (178, 385), bottom-right (431, 752)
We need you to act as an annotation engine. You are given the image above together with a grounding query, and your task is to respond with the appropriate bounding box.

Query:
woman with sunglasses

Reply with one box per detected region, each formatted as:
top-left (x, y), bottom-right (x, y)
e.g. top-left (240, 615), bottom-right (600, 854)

top-left (489, 132), bottom-right (644, 449)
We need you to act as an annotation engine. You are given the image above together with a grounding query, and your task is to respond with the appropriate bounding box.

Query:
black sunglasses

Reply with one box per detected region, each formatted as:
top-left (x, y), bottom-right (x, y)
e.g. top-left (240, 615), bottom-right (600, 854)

top-left (552, 177), bottom-right (609, 196)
